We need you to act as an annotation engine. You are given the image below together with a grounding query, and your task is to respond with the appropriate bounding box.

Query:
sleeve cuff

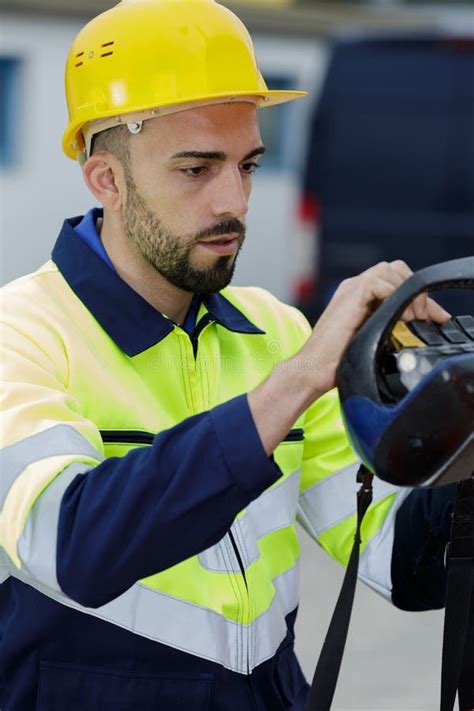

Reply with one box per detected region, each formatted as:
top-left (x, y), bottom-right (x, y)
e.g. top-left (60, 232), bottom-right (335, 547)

top-left (210, 394), bottom-right (282, 496)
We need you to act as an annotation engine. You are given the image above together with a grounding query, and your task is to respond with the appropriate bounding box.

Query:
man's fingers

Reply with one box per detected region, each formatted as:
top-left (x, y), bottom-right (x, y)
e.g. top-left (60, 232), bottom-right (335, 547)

top-left (365, 276), bottom-right (401, 305)
top-left (366, 260), bottom-right (451, 323)
top-left (388, 260), bottom-right (451, 322)
top-left (401, 296), bottom-right (451, 323)
top-left (401, 294), bottom-right (451, 323)
top-left (425, 296), bottom-right (451, 323)
top-left (401, 306), bottom-right (416, 322)
top-left (389, 259), bottom-right (413, 281)
top-left (339, 259), bottom-right (452, 327)
top-left (410, 292), bottom-right (429, 320)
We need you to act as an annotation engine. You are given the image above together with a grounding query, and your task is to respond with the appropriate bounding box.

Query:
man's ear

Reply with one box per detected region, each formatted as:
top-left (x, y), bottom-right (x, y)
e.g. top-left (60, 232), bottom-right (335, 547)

top-left (82, 153), bottom-right (126, 211)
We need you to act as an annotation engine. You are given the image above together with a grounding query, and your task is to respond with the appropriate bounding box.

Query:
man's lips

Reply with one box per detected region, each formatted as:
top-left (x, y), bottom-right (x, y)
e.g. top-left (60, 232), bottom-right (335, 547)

top-left (198, 233), bottom-right (239, 243)
top-left (197, 233), bottom-right (241, 255)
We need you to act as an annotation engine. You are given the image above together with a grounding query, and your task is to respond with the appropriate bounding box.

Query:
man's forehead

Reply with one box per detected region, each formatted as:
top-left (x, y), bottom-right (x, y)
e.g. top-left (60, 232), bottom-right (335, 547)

top-left (144, 101), bottom-right (261, 147)
top-left (153, 102), bottom-right (259, 136)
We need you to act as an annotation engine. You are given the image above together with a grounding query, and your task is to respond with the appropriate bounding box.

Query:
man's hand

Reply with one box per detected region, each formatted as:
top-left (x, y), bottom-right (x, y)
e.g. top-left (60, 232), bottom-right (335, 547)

top-left (297, 259), bottom-right (451, 395)
top-left (248, 260), bottom-right (451, 456)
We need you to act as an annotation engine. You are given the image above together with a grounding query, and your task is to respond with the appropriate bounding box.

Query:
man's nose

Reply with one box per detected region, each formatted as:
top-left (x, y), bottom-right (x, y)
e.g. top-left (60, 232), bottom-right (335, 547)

top-left (211, 167), bottom-right (249, 220)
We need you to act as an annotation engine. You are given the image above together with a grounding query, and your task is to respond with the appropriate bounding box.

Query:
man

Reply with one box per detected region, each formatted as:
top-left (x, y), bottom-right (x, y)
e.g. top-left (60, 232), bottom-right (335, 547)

top-left (0, 1), bottom-right (457, 709)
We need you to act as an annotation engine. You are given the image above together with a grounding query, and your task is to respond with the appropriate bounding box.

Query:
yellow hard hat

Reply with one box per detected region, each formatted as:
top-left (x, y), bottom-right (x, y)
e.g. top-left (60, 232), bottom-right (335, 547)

top-left (63, 0), bottom-right (307, 161)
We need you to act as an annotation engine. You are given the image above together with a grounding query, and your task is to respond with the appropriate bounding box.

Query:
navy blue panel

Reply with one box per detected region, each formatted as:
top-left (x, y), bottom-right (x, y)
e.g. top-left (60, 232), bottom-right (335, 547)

top-left (183, 293), bottom-right (202, 334)
top-left (204, 291), bottom-right (265, 336)
top-left (52, 216), bottom-right (174, 356)
top-left (74, 207), bottom-right (116, 271)
top-left (52, 216), bottom-right (264, 357)
top-left (391, 484), bottom-right (456, 611)
top-left (57, 394), bottom-right (280, 607)
top-left (0, 579), bottom-right (307, 711)
top-left (74, 208), bottom-right (202, 334)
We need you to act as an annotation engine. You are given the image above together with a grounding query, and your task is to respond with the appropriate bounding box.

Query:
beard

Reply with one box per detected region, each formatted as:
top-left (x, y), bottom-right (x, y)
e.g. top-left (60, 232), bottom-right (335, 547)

top-left (123, 172), bottom-right (245, 294)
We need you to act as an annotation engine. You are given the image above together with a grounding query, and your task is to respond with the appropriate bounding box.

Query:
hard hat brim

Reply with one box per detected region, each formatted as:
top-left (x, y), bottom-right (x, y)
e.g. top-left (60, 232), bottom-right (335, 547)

top-left (63, 89), bottom-right (307, 161)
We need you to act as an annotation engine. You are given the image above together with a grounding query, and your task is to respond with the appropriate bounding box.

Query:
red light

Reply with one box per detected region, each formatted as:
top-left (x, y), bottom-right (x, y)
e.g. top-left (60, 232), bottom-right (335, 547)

top-left (440, 37), bottom-right (474, 52)
top-left (297, 193), bottom-right (321, 225)
top-left (293, 275), bottom-right (316, 304)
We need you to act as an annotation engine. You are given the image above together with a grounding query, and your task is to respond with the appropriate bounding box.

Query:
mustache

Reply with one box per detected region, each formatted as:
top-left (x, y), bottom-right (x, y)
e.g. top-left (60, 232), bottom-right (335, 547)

top-left (195, 219), bottom-right (245, 241)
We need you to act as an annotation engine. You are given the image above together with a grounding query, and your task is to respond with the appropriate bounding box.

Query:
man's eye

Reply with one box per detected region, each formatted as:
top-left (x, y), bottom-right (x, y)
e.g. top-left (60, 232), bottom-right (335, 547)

top-left (241, 162), bottom-right (261, 174)
top-left (180, 166), bottom-right (207, 177)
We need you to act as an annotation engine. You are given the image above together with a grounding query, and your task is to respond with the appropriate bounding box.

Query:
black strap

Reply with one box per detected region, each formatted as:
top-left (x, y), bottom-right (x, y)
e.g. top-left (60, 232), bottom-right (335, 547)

top-left (305, 465), bottom-right (373, 711)
top-left (305, 470), bottom-right (474, 711)
top-left (440, 478), bottom-right (474, 711)
top-left (458, 585), bottom-right (474, 711)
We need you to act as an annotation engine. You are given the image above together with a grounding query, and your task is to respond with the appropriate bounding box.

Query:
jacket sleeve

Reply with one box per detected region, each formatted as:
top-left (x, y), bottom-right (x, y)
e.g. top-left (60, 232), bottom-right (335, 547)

top-left (391, 484), bottom-right (455, 611)
top-left (0, 322), bottom-right (281, 608)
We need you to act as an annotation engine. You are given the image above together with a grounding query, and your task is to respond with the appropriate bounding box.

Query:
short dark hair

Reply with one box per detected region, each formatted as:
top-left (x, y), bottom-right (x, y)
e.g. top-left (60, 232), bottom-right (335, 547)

top-left (90, 124), bottom-right (131, 164)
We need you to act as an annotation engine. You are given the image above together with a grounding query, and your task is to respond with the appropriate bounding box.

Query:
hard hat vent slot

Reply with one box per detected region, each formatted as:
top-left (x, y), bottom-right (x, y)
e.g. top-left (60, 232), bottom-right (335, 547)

top-left (100, 41), bottom-right (114, 58)
top-left (75, 62), bottom-right (84, 67)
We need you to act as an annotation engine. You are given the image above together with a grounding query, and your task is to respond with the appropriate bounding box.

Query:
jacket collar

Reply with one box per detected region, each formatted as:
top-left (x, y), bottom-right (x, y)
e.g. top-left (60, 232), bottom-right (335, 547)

top-left (52, 216), bottom-right (264, 357)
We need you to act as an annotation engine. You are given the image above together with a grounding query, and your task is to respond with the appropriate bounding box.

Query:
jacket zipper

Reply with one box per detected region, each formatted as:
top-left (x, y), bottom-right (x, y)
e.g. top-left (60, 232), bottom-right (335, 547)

top-left (227, 525), bottom-right (251, 673)
top-left (99, 423), bottom-right (303, 673)
top-left (228, 531), bottom-right (247, 588)
top-left (189, 314), bottom-right (214, 358)
top-left (99, 428), bottom-right (304, 446)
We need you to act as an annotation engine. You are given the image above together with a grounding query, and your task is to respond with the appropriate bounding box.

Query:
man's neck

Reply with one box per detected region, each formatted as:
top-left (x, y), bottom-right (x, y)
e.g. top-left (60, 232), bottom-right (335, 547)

top-left (99, 212), bottom-right (193, 325)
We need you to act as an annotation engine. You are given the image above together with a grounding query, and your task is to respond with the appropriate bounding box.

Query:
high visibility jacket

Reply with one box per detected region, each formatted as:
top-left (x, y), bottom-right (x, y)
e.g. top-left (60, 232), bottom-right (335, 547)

top-left (0, 217), bottom-right (409, 711)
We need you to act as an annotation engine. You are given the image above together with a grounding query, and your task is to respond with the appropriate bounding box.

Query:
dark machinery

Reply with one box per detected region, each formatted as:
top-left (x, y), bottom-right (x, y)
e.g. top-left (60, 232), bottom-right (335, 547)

top-left (306, 258), bottom-right (474, 711)
top-left (337, 257), bottom-right (474, 488)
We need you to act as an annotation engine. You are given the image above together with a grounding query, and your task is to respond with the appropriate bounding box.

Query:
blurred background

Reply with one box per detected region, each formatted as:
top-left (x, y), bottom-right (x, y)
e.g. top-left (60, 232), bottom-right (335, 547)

top-left (1, 0), bottom-right (473, 708)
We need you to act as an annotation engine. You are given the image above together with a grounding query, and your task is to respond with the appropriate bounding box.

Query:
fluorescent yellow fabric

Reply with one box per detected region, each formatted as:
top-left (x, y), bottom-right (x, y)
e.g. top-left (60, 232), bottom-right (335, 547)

top-left (1, 258), bottom-right (402, 670)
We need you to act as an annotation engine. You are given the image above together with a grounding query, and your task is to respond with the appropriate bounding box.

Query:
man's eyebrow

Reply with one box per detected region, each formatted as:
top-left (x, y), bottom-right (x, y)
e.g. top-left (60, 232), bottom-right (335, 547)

top-left (243, 146), bottom-right (266, 161)
top-left (171, 150), bottom-right (226, 161)
top-left (170, 146), bottom-right (266, 162)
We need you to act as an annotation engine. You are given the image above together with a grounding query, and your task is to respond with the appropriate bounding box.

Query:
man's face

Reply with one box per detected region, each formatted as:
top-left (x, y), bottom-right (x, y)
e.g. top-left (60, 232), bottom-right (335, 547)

top-left (122, 102), bottom-right (264, 294)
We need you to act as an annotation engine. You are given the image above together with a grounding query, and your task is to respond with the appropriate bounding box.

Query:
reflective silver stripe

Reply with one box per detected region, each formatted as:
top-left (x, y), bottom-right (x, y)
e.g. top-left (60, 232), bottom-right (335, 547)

top-left (251, 562), bottom-right (300, 669)
top-left (245, 467), bottom-right (300, 538)
top-left (198, 535), bottom-right (241, 574)
top-left (13, 460), bottom-right (300, 673)
top-left (16, 462), bottom-right (95, 590)
top-left (1, 425), bottom-right (103, 505)
top-left (199, 469), bottom-right (301, 573)
top-left (12, 555), bottom-right (299, 675)
top-left (297, 462), bottom-right (398, 537)
top-left (358, 487), bottom-right (412, 599)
